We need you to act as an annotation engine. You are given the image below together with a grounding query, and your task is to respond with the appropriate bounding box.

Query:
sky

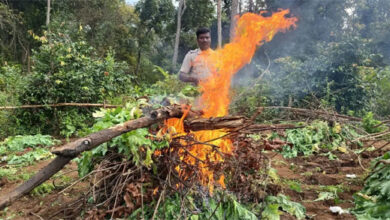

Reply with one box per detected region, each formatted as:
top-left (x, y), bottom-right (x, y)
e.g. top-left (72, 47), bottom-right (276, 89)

top-left (125, 0), bottom-right (138, 5)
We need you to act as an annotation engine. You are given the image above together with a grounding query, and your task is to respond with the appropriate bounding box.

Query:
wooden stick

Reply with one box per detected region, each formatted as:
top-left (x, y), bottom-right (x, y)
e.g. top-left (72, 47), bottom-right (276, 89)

top-left (0, 103), bottom-right (120, 110)
top-left (262, 106), bottom-right (362, 122)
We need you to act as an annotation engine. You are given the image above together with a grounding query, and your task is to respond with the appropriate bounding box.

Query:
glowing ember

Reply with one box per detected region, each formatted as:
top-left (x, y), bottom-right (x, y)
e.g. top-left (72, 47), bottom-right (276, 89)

top-left (167, 10), bottom-right (297, 194)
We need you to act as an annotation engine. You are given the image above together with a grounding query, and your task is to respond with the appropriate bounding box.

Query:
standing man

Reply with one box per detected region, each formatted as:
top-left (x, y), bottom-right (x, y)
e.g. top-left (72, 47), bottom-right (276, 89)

top-left (179, 27), bottom-right (214, 85)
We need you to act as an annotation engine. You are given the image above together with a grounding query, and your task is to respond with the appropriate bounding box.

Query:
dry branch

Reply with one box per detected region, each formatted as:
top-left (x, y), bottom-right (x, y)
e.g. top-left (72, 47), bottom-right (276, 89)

top-left (0, 103), bottom-right (120, 110)
top-left (245, 123), bottom-right (300, 132)
top-left (262, 106), bottom-right (362, 122)
top-left (184, 116), bottom-right (248, 131)
top-left (185, 116), bottom-right (298, 132)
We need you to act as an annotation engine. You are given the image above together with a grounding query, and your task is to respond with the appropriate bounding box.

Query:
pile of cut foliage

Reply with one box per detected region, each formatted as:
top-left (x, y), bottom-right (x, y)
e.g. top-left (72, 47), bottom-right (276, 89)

top-left (1, 99), bottom-right (390, 219)
top-left (47, 101), bottom-right (307, 219)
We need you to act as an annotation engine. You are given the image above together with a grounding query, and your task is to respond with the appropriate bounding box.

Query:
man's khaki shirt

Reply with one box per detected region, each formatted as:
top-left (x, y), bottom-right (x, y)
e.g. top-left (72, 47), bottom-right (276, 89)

top-left (180, 48), bottom-right (214, 79)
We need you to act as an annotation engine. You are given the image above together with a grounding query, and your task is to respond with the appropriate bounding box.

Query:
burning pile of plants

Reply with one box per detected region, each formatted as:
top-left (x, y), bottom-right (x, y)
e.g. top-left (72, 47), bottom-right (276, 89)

top-left (50, 103), bottom-right (299, 219)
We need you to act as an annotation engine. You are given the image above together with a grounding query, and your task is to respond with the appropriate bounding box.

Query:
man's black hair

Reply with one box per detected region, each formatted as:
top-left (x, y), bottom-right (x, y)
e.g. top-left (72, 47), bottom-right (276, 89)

top-left (196, 27), bottom-right (210, 38)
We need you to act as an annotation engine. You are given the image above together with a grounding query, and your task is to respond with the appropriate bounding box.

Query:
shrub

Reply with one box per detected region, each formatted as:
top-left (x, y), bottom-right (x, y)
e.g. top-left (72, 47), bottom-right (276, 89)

top-left (19, 25), bottom-right (133, 135)
top-left (0, 64), bottom-right (26, 138)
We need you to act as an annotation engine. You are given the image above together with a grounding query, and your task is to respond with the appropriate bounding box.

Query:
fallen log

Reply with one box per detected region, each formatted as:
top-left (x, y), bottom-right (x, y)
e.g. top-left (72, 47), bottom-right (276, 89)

top-left (0, 105), bottom-right (192, 209)
top-left (184, 116), bottom-right (249, 131)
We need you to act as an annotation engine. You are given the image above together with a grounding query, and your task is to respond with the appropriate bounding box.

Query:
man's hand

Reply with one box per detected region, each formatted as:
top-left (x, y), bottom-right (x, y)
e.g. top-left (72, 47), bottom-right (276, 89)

top-left (179, 71), bottom-right (199, 85)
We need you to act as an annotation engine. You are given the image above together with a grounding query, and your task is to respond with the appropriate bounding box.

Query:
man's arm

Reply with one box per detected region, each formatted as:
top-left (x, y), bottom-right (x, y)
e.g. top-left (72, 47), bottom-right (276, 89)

top-left (178, 52), bottom-right (199, 85)
top-left (179, 71), bottom-right (199, 85)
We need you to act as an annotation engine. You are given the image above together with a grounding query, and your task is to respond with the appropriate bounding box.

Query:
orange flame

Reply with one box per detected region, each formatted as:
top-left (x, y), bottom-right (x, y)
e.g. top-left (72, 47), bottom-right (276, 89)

top-left (198, 10), bottom-right (298, 117)
top-left (167, 10), bottom-right (297, 194)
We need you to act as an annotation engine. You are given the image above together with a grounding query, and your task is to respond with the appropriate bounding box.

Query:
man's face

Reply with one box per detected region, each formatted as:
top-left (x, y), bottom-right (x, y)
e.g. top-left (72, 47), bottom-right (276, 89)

top-left (197, 32), bottom-right (211, 51)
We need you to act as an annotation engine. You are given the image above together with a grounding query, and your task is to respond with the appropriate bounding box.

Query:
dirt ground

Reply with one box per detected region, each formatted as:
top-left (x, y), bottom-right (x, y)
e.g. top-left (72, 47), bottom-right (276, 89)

top-left (0, 160), bottom-right (89, 220)
top-left (266, 141), bottom-right (388, 220)
top-left (0, 141), bottom-right (388, 219)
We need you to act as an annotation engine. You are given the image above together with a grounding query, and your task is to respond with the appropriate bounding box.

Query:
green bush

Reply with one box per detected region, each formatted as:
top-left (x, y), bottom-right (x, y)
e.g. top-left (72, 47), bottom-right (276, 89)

top-left (0, 64), bottom-right (26, 138)
top-left (362, 112), bottom-right (387, 133)
top-left (19, 25), bottom-right (133, 135)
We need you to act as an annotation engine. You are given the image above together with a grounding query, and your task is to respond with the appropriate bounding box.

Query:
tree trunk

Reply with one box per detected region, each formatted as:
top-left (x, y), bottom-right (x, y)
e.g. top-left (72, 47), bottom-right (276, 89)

top-left (248, 0), bottom-right (254, 12)
top-left (239, 0), bottom-right (242, 15)
top-left (230, 0), bottom-right (239, 41)
top-left (217, 0), bottom-right (222, 48)
top-left (172, 0), bottom-right (186, 67)
top-left (135, 49), bottom-right (142, 76)
top-left (46, 0), bottom-right (51, 26)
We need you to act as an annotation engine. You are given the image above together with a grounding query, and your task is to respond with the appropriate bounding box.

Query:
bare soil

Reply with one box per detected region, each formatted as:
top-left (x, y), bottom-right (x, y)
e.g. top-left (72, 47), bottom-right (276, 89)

top-left (266, 141), bottom-right (390, 219)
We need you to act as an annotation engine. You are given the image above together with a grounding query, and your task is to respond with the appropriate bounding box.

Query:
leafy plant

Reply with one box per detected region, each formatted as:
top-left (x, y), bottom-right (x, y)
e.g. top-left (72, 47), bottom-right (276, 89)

top-left (0, 64), bottom-right (26, 138)
top-left (19, 24), bottom-right (133, 135)
top-left (362, 112), bottom-right (387, 133)
top-left (352, 151), bottom-right (390, 219)
top-left (314, 192), bottom-right (336, 202)
top-left (6, 148), bottom-right (53, 166)
top-left (0, 134), bottom-right (60, 153)
top-left (0, 167), bottom-right (17, 179)
top-left (314, 185), bottom-right (344, 204)
top-left (262, 194), bottom-right (306, 220)
top-left (146, 65), bottom-right (199, 99)
top-left (76, 100), bottom-right (169, 177)
top-left (0, 134), bottom-right (58, 167)
top-left (31, 182), bottom-right (55, 196)
top-left (130, 192), bottom-right (258, 220)
top-left (278, 121), bottom-right (360, 158)
top-left (285, 180), bottom-right (302, 193)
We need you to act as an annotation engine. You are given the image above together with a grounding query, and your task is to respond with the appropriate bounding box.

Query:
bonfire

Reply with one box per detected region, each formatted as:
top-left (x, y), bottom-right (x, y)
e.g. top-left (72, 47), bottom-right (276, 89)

top-left (164, 9), bottom-right (297, 194)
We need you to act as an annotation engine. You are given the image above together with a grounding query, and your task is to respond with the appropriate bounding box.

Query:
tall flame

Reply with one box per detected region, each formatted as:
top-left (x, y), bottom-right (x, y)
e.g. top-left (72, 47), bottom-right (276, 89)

top-left (167, 10), bottom-right (297, 194)
top-left (198, 9), bottom-right (297, 116)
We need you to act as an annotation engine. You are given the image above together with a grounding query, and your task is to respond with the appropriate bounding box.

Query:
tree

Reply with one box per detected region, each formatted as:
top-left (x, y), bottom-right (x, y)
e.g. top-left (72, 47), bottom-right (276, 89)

top-left (230, 0), bottom-right (238, 41)
top-left (0, 1), bottom-right (46, 68)
top-left (248, 0), bottom-right (254, 12)
top-left (135, 0), bottom-right (175, 79)
top-left (20, 28), bottom-right (132, 134)
top-left (217, 0), bottom-right (222, 48)
top-left (353, 0), bottom-right (390, 62)
top-left (46, 0), bottom-right (51, 26)
top-left (172, 0), bottom-right (186, 67)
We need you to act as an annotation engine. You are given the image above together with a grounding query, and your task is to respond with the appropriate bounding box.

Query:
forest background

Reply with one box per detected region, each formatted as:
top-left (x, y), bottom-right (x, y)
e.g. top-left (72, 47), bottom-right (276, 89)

top-left (0, 0), bottom-right (390, 142)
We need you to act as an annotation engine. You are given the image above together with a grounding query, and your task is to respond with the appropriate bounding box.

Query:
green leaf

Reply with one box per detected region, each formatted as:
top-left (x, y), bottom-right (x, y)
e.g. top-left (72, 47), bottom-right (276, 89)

top-left (262, 204), bottom-right (281, 220)
top-left (265, 194), bottom-right (306, 219)
top-left (314, 192), bottom-right (336, 201)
